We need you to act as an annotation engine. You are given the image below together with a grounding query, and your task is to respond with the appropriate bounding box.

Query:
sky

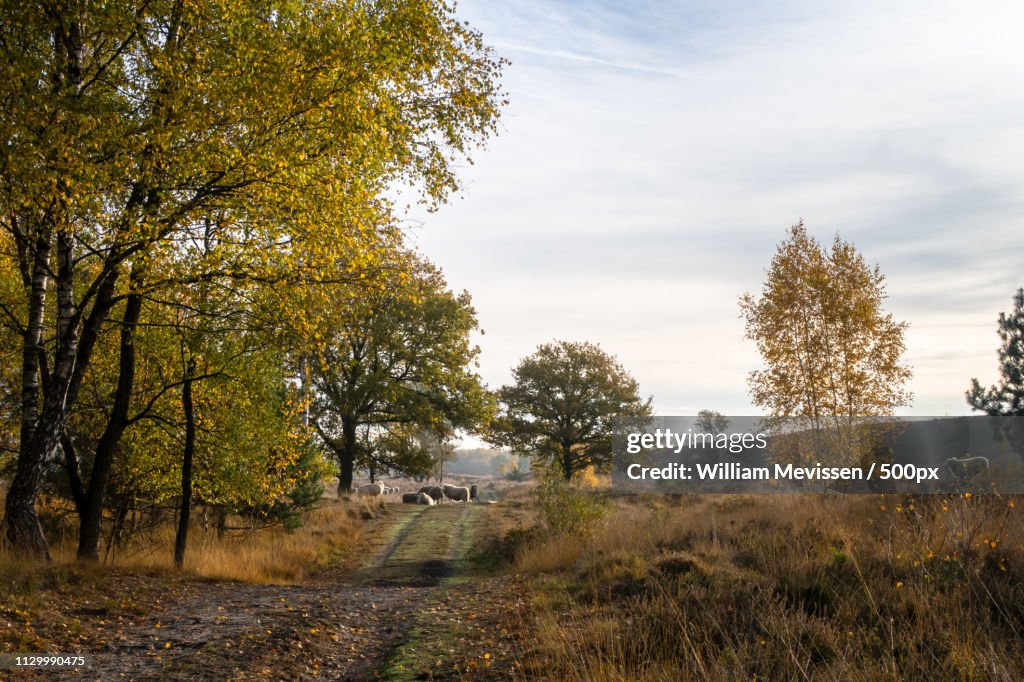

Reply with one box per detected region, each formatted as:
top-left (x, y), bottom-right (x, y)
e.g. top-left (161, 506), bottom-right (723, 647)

top-left (406, 0), bottom-right (1024, 420)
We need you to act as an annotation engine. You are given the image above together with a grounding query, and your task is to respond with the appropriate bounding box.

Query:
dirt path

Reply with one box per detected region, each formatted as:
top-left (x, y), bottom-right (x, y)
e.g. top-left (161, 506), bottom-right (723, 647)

top-left (72, 503), bottom-right (524, 681)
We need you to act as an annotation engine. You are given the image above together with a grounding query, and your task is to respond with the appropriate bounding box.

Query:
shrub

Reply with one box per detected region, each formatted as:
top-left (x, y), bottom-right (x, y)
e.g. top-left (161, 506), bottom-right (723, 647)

top-left (531, 476), bottom-right (611, 537)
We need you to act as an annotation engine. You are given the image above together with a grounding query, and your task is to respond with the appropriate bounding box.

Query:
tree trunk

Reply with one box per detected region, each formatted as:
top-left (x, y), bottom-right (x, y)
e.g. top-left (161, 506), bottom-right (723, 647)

top-left (4, 231), bottom-right (52, 559)
top-left (60, 432), bottom-right (86, 518)
top-left (3, 13), bottom-right (95, 559)
top-left (562, 443), bottom-right (574, 482)
top-left (174, 358), bottom-right (197, 569)
top-left (6, 392), bottom-right (75, 559)
top-left (105, 499), bottom-right (131, 563)
top-left (216, 507), bottom-right (227, 538)
top-left (337, 415), bottom-right (356, 493)
top-left (78, 286), bottom-right (143, 561)
top-left (18, 233), bottom-right (50, 460)
top-left (5, 264), bottom-right (121, 557)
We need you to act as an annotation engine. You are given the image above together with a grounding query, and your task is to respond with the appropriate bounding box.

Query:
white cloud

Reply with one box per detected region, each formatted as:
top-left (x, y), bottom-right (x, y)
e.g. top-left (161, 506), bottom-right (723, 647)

top-left (410, 0), bottom-right (1024, 416)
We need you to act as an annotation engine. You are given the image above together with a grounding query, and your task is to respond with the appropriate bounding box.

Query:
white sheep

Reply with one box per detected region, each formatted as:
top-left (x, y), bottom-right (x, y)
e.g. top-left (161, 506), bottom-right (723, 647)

top-left (442, 484), bottom-right (471, 505)
top-left (946, 456), bottom-right (987, 477)
top-left (356, 482), bottom-right (385, 497)
top-left (942, 454), bottom-right (991, 491)
top-left (946, 456), bottom-right (990, 480)
top-left (416, 492), bottom-right (436, 506)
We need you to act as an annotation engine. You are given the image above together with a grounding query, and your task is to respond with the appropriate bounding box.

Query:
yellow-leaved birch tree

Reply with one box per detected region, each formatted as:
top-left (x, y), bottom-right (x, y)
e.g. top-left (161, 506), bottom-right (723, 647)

top-left (740, 222), bottom-right (912, 465)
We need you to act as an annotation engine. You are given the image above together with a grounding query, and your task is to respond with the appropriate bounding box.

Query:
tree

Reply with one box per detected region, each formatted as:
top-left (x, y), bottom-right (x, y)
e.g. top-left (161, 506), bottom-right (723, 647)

top-left (967, 288), bottom-right (1024, 416)
top-left (93, 318), bottom-right (322, 553)
top-left (740, 223), bottom-right (912, 464)
top-left (741, 223), bottom-right (909, 466)
top-left (0, 243), bottom-right (20, 468)
top-left (173, 355), bottom-right (197, 569)
top-left (420, 429), bottom-right (458, 484)
top-left (695, 410), bottom-right (730, 433)
top-left (55, 231), bottom-right (326, 561)
top-left (488, 341), bottom-right (652, 482)
top-left (0, 0), bottom-right (505, 557)
top-left (71, 287), bottom-right (318, 560)
top-left (352, 423), bottom-right (441, 483)
top-left (301, 251), bottom-right (492, 492)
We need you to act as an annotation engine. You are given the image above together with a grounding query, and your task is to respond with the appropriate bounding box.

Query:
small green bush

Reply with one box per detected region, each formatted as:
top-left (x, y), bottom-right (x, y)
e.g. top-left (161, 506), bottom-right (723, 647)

top-left (532, 477), bottom-right (611, 536)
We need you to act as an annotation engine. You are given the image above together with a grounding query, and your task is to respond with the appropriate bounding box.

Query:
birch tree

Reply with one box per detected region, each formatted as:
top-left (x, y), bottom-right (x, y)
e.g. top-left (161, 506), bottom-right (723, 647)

top-left (740, 222), bottom-right (912, 463)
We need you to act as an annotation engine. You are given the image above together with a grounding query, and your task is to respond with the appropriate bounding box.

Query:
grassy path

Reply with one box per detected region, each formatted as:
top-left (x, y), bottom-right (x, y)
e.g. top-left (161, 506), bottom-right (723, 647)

top-left (375, 503), bottom-right (521, 681)
top-left (356, 503), bottom-right (476, 586)
top-left (66, 501), bottom-right (522, 681)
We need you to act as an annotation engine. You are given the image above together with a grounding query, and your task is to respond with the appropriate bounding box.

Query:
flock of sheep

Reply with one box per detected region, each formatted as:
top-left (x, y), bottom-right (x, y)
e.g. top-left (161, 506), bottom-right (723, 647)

top-left (350, 458), bottom-right (992, 504)
top-left (354, 481), bottom-right (479, 505)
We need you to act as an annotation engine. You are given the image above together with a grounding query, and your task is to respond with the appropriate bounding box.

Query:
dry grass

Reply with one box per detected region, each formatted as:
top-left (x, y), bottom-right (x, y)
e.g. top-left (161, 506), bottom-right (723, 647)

top-left (515, 533), bottom-right (584, 575)
top-left (120, 501), bottom-right (364, 582)
top-left (515, 493), bottom-right (1024, 680)
top-left (0, 497), bottom-right (368, 587)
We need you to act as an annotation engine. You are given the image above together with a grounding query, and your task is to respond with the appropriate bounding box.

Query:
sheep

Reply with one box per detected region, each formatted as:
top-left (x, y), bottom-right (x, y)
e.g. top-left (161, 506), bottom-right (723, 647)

top-left (469, 484), bottom-right (479, 502)
top-left (416, 492), bottom-right (436, 506)
top-left (442, 483), bottom-right (471, 505)
top-left (946, 456), bottom-right (990, 481)
top-left (356, 482), bottom-right (385, 497)
top-left (418, 485), bottom-right (444, 503)
top-left (401, 492), bottom-right (420, 504)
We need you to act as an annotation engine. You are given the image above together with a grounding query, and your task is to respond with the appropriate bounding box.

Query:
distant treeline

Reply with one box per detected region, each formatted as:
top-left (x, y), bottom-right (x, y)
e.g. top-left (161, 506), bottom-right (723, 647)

top-left (447, 449), bottom-right (531, 477)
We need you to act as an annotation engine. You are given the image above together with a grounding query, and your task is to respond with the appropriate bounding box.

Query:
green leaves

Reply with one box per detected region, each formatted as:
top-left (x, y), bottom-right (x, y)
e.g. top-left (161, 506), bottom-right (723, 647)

top-left (301, 249), bottom-right (493, 482)
top-left (488, 340), bottom-right (652, 482)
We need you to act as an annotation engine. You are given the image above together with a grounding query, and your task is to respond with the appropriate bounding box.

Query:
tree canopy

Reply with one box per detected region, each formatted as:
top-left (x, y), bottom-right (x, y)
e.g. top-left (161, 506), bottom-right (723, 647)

top-left (740, 223), bottom-right (912, 426)
top-left (487, 340), bottom-right (651, 482)
top-left (740, 223), bottom-right (912, 467)
top-left (0, 0), bottom-right (505, 557)
top-left (300, 250), bottom-right (493, 491)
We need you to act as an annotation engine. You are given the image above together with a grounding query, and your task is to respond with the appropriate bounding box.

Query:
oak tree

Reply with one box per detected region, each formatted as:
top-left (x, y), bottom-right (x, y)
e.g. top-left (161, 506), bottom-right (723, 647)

top-left (695, 410), bottom-right (730, 434)
top-left (300, 251), bottom-right (492, 492)
top-left (487, 341), bottom-right (652, 482)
